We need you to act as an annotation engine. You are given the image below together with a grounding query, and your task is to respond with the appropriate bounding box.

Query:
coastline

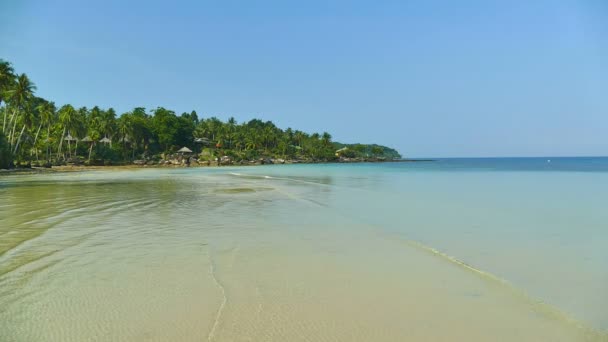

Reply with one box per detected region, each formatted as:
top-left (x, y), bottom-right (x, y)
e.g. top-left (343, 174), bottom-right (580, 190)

top-left (0, 159), bottom-right (435, 176)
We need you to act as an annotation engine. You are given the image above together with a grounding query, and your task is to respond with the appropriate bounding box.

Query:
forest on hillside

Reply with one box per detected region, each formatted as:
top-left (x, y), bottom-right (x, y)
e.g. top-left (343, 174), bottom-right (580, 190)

top-left (0, 59), bottom-right (401, 168)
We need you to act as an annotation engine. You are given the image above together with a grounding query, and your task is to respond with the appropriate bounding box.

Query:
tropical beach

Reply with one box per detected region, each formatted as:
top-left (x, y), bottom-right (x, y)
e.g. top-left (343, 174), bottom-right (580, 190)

top-left (2, 1), bottom-right (608, 341)
top-left (1, 161), bottom-right (608, 342)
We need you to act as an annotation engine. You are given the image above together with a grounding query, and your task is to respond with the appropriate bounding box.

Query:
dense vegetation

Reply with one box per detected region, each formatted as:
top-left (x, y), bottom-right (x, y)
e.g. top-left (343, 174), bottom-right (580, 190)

top-left (333, 143), bottom-right (401, 160)
top-left (0, 59), bottom-right (400, 168)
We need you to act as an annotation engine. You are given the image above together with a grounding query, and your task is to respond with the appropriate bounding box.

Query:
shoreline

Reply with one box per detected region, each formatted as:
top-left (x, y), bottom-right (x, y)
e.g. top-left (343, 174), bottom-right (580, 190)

top-left (0, 159), bottom-right (435, 176)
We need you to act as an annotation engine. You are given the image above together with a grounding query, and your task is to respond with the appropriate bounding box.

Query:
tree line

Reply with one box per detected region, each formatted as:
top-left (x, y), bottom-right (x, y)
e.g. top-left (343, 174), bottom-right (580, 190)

top-left (0, 59), bottom-right (400, 168)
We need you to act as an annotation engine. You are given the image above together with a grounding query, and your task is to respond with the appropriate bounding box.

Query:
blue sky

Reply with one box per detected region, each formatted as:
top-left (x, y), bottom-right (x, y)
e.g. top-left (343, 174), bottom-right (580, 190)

top-left (1, 0), bottom-right (607, 157)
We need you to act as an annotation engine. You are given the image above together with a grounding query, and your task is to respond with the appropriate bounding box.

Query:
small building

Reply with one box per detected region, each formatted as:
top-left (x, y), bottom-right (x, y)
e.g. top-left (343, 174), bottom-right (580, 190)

top-left (335, 147), bottom-right (349, 157)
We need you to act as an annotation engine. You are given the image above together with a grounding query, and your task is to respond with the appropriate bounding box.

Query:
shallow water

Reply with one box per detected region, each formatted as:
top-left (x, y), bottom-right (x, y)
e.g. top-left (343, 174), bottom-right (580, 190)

top-left (1, 159), bottom-right (607, 341)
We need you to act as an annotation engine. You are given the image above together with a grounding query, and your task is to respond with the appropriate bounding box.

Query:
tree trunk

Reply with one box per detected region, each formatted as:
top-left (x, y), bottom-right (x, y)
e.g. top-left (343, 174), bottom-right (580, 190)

top-left (6, 109), bottom-right (15, 139)
top-left (33, 123), bottom-right (42, 160)
top-left (46, 126), bottom-right (51, 162)
top-left (2, 107), bottom-right (6, 134)
top-left (58, 127), bottom-right (65, 160)
top-left (13, 124), bottom-right (26, 154)
top-left (88, 143), bottom-right (93, 162)
top-left (9, 109), bottom-right (19, 148)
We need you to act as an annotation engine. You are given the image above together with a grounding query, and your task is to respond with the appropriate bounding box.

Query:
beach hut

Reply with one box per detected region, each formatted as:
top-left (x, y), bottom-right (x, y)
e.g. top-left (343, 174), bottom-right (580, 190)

top-left (335, 147), bottom-right (348, 157)
top-left (177, 147), bottom-right (193, 166)
top-left (63, 133), bottom-right (77, 142)
top-left (195, 137), bottom-right (211, 145)
top-left (63, 133), bottom-right (78, 158)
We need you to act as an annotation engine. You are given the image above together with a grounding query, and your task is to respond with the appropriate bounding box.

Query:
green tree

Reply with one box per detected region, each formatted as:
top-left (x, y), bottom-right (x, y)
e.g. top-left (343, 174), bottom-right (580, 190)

top-left (0, 131), bottom-right (11, 168)
top-left (58, 104), bottom-right (78, 159)
top-left (36, 101), bottom-right (56, 161)
top-left (151, 107), bottom-right (178, 152)
top-left (5, 74), bottom-right (36, 152)
top-left (0, 60), bottom-right (16, 133)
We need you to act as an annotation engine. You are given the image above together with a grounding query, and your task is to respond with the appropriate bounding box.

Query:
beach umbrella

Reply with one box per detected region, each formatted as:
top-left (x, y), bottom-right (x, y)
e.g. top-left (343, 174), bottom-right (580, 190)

top-left (99, 137), bottom-right (111, 144)
top-left (81, 136), bottom-right (93, 143)
top-left (177, 146), bottom-right (193, 153)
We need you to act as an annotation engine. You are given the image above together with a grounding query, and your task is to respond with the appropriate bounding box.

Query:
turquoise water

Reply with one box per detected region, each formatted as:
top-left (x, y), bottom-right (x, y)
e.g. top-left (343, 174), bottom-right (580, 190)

top-left (1, 157), bottom-right (607, 341)
top-left (224, 158), bottom-right (608, 330)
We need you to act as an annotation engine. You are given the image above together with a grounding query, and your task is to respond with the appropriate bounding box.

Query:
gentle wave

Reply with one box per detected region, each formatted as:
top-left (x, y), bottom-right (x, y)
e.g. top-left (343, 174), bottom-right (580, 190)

top-left (397, 237), bottom-right (607, 339)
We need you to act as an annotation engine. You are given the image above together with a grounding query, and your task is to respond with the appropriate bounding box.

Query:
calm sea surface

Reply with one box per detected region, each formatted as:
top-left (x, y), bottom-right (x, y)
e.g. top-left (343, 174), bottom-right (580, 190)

top-left (1, 157), bottom-right (607, 341)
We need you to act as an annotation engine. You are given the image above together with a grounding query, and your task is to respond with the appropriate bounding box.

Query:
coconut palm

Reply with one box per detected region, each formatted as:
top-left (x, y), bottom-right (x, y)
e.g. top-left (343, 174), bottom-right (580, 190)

top-left (13, 100), bottom-right (37, 155)
top-left (0, 60), bottom-right (16, 133)
top-left (5, 74), bottom-right (36, 150)
top-left (100, 108), bottom-right (117, 146)
top-left (322, 132), bottom-right (332, 147)
top-left (35, 101), bottom-right (56, 161)
top-left (6, 74), bottom-right (36, 154)
top-left (58, 104), bottom-right (78, 159)
top-left (117, 114), bottom-right (133, 159)
top-left (294, 130), bottom-right (305, 148)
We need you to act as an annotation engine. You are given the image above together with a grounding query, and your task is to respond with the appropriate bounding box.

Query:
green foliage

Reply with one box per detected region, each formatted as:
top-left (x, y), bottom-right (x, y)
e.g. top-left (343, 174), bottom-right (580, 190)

top-left (333, 143), bottom-right (402, 159)
top-left (0, 131), bottom-right (11, 168)
top-left (0, 59), bottom-right (402, 167)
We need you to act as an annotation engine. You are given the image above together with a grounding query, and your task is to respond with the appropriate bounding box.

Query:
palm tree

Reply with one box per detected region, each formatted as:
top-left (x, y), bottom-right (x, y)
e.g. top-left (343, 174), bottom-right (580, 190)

top-left (5, 74), bottom-right (36, 150)
top-left (321, 132), bottom-right (332, 147)
top-left (117, 114), bottom-right (133, 159)
top-left (226, 117), bottom-right (237, 149)
top-left (58, 104), bottom-right (77, 159)
top-left (35, 101), bottom-right (56, 161)
top-left (0, 60), bottom-right (16, 133)
top-left (245, 134), bottom-right (258, 151)
top-left (85, 106), bottom-right (104, 162)
top-left (100, 108), bottom-right (117, 146)
top-left (71, 107), bottom-right (88, 157)
top-left (13, 100), bottom-right (37, 155)
top-left (294, 130), bottom-right (304, 148)
top-left (262, 126), bottom-right (277, 151)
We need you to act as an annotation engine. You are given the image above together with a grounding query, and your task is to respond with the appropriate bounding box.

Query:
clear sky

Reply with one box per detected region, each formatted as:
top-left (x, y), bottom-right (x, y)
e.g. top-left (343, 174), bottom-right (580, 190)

top-left (1, 0), bottom-right (607, 157)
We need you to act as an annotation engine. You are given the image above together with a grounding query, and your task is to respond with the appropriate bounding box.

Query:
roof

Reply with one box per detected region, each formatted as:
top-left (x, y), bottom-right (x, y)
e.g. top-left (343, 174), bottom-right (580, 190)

top-left (195, 137), bottom-right (211, 144)
top-left (99, 137), bottom-right (112, 143)
top-left (177, 146), bottom-right (193, 153)
top-left (64, 134), bottom-right (77, 141)
top-left (81, 136), bottom-right (93, 142)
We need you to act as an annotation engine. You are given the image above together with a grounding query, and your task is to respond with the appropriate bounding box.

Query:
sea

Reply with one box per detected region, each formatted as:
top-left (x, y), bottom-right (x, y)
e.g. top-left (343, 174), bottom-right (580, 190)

top-left (0, 157), bottom-right (607, 341)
